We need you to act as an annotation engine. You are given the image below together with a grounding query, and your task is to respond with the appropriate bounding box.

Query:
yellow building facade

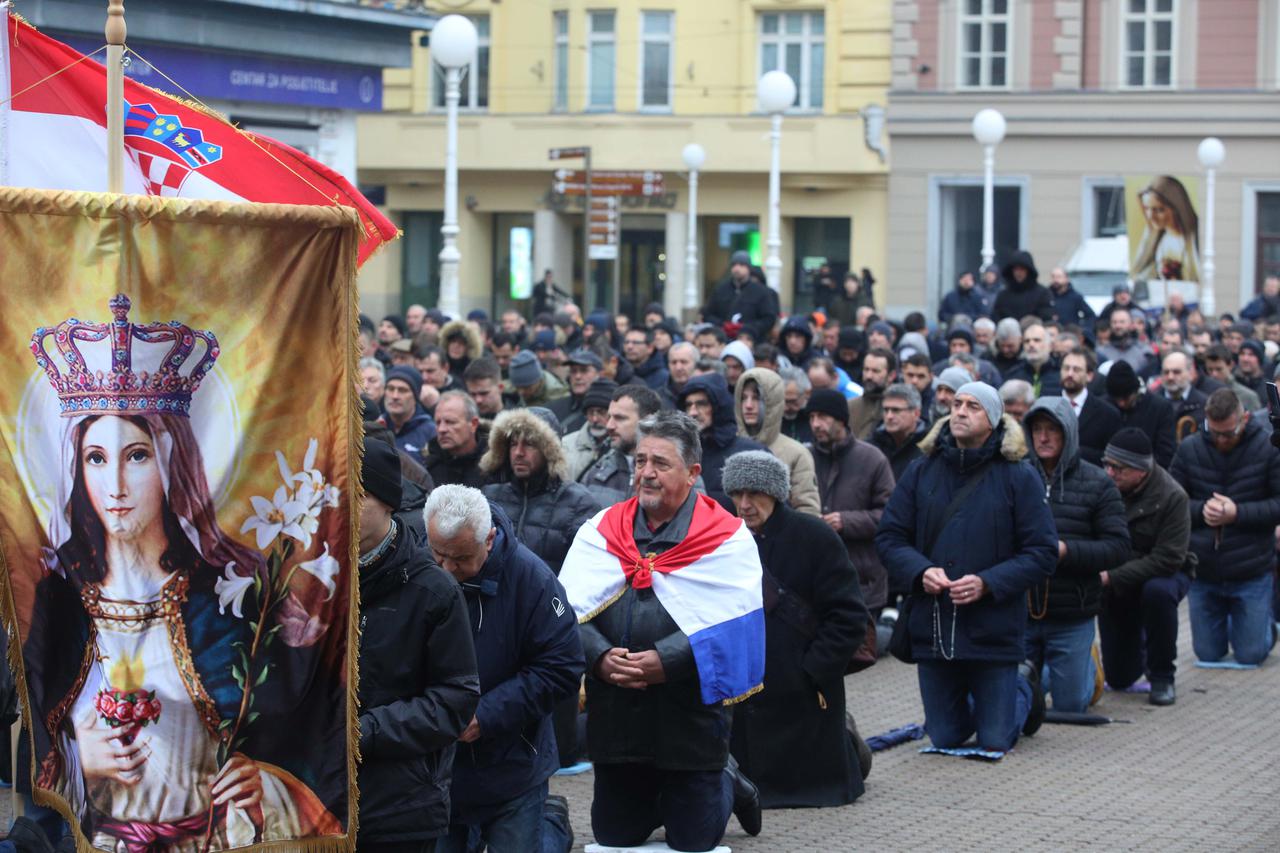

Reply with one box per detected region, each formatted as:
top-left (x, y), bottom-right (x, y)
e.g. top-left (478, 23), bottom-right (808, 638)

top-left (356, 0), bottom-right (891, 321)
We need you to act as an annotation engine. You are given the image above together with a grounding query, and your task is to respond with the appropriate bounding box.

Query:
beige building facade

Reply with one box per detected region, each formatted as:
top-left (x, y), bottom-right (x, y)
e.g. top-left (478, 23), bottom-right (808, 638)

top-left (356, 1), bottom-right (893, 321)
top-left (886, 0), bottom-right (1280, 320)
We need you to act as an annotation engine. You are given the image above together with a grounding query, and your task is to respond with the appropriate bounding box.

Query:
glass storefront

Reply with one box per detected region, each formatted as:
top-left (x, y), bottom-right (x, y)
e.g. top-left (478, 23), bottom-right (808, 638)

top-left (792, 217), bottom-right (852, 315)
top-left (401, 211), bottom-right (442, 313)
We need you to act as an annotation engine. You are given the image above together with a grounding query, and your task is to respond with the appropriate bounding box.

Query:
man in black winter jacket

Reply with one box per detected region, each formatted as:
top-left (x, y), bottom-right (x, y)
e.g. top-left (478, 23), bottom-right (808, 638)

top-left (357, 438), bottom-right (480, 852)
top-left (1022, 399), bottom-right (1131, 712)
top-left (426, 487), bottom-right (583, 853)
top-left (676, 373), bottom-right (767, 511)
top-left (701, 251), bottom-right (778, 342)
top-left (993, 250), bottom-right (1053, 323)
top-left (1170, 389), bottom-right (1280, 667)
top-left (1105, 360), bottom-right (1176, 469)
top-left (1047, 267), bottom-right (1096, 331)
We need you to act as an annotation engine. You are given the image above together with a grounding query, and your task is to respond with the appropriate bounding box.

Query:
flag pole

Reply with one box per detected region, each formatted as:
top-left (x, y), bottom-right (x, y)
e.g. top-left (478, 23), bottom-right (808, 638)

top-left (105, 0), bottom-right (125, 193)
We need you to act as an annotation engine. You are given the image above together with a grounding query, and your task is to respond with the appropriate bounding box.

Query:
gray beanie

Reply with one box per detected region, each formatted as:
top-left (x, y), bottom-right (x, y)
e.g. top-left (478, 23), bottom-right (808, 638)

top-left (937, 367), bottom-right (972, 393)
top-left (955, 381), bottom-right (1002, 428)
top-left (721, 451), bottom-right (791, 504)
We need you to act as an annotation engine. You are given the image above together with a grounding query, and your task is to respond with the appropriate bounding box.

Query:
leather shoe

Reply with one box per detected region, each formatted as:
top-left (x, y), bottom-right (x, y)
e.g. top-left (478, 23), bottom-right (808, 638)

top-left (1019, 660), bottom-right (1046, 736)
top-left (725, 755), bottom-right (762, 837)
top-left (1149, 680), bottom-right (1176, 706)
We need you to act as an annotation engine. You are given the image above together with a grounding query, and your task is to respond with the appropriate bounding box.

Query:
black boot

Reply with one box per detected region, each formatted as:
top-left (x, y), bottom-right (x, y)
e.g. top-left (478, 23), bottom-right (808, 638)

top-left (1149, 680), bottom-right (1176, 706)
top-left (1019, 660), bottom-right (1046, 737)
top-left (725, 755), bottom-right (762, 837)
top-left (846, 712), bottom-right (873, 780)
top-left (5, 817), bottom-right (54, 853)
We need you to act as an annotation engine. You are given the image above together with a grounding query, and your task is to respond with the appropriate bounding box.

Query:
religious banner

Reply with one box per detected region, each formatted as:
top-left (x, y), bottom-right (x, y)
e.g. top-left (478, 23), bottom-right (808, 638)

top-left (0, 187), bottom-right (361, 852)
top-left (1125, 175), bottom-right (1202, 284)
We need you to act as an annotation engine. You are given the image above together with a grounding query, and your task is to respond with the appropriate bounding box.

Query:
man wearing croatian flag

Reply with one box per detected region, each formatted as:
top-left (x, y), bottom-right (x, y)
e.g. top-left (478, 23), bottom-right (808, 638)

top-left (559, 410), bottom-right (765, 851)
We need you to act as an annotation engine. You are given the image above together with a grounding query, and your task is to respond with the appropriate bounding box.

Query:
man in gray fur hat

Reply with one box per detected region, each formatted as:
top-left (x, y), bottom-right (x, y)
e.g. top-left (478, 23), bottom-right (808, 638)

top-left (724, 451), bottom-right (871, 808)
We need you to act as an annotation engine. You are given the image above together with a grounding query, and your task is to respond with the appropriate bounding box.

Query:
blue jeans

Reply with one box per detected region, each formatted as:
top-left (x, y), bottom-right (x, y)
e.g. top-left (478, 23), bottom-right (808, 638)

top-left (438, 782), bottom-right (567, 853)
top-left (1189, 573), bottom-right (1276, 665)
top-left (917, 660), bottom-right (1033, 753)
top-left (1025, 617), bottom-right (1096, 713)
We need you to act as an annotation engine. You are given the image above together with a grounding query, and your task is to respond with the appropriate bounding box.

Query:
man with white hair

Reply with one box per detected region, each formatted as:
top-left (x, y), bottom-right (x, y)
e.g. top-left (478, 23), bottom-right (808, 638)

top-left (973, 317), bottom-right (997, 353)
top-left (427, 485), bottom-right (583, 853)
top-left (1003, 324), bottom-right (1061, 397)
top-left (779, 366), bottom-right (815, 444)
top-left (663, 340), bottom-right (699, 408)
top-left (999, 379), bottom-right (1037, 423)
top-left (990, 318), bottom-right (1024, 378)
top-left (878, 383), bottom-right (1055, 755)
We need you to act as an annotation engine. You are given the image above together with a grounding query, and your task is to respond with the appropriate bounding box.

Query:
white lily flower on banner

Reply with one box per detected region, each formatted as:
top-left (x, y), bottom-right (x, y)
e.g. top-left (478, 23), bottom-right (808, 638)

top-left (215, 563), bottom-right (254, 618)
top-left (297, 543), bottom-right (340, 600)
top-left (240, 485), bottom-right (309, 550)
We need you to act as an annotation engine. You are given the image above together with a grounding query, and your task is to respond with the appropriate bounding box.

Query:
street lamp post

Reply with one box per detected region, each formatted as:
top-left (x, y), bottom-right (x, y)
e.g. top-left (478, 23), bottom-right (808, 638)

top-left (682, 143), bottom-right (706, 311)
top-left (757, 71), bottom-right (796, 294)
top-left (431, 14), bottom-right (478, 320)
top-left (971, 108), bottom-right (1007, 273)
top-left (1197, 137), bottom-right (1225, 318)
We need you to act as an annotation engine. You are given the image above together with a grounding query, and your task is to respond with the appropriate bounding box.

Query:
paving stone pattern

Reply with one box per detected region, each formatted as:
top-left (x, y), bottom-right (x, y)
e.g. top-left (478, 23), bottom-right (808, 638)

top-left (552, 603), bottom-right (1280, 851)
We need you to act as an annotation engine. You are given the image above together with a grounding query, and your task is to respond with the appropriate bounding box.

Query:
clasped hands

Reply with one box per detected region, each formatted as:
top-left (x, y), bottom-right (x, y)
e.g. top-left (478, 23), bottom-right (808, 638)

top-left (595, 647), bottom-right (666, 689)
top-left (1203, 492), bottom-right (1237, 527)
top-left (922, 567), bottom-right (986, 605)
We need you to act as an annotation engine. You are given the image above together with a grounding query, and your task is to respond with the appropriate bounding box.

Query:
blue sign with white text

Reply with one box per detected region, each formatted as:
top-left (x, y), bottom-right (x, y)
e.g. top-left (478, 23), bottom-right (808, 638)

top-left (56, 34), bottom-right (382, 111)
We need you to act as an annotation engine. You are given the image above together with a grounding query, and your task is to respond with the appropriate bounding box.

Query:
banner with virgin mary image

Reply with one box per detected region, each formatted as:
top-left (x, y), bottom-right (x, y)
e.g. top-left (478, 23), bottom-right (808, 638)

top-left (0, 188), bottom-right (362, 852)
top-left (1125, 174), bottom-right (1202, 284)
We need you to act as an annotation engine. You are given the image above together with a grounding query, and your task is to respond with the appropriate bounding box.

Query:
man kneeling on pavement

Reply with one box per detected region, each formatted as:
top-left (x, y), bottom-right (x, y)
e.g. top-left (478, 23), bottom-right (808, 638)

top-left (1099, 428), bottom-right (1194, 706)
top-left (877, 383), bottom-right (1057, 754)
top-left (1021, 398), bottom-right (1131, 713)
top-left (559, 411), bottom-right (766, 852)
top-left (426, 485), bottom-right (584, 853)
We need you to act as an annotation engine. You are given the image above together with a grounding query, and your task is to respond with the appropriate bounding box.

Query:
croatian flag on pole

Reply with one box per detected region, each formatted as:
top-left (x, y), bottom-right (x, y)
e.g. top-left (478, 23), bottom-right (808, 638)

top-left (0, 11), bottom-right (397, 264)
top-left (559, 494), bottom-right (765, 706)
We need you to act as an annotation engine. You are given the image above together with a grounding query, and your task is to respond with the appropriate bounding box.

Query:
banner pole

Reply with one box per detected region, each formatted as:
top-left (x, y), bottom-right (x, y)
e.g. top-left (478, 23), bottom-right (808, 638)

top-left (105, 0), bottom-right (126, 193)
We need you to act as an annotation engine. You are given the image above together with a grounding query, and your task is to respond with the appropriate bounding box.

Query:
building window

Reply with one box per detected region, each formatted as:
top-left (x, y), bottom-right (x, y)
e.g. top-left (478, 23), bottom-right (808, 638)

top-left (1093, 184), bottom-right (1127, 237)
top-left (553, 11), bottom-right (569, 111)
top-left (1259, 193), bottom-right (1280, 287)
top-left (958, 0), bottom-right (1010, 89)
top-left (758, 11), bottom-right (824, 110)
top-left (639, 11), bottom-right (673, 110)
top-left (433, 15), bottom-right (490, 110)
top-left (1122, 0), bottom-right (1175, 88)
top-left (587, 10), bottom-right (616, 111)
top-left (402, 211), bottom-right (443, 311)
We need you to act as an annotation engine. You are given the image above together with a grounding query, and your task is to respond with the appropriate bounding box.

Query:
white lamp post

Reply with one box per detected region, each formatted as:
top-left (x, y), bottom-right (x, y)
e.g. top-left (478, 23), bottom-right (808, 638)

top-left (757, 71), bottom-right (796, 294)
top-left (432, 14), bottom-right (478, 320)
top-left (971, 108), bottom-right (1007, 273)
top-left (1197, 136), bottom-right (1225, 318)
top-left (682, 143), bottom-right (706, 311)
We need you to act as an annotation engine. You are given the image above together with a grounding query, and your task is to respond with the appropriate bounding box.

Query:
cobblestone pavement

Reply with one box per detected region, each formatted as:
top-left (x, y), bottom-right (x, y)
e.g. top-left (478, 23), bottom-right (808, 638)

top-left (551, 603), bottom-right (1280, 851)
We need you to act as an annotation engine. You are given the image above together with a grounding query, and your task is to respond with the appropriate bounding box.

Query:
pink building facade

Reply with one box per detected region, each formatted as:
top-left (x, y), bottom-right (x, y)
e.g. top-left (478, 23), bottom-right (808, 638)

top-left (886, 0), bottom-right (1280, 318)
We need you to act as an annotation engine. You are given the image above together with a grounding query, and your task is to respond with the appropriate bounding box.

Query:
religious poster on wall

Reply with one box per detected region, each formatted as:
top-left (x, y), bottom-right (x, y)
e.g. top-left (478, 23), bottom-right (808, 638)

top-left (0, 188), bottom-right (362, 852)
top-left (1125, 175), bottom-right (1202, 284)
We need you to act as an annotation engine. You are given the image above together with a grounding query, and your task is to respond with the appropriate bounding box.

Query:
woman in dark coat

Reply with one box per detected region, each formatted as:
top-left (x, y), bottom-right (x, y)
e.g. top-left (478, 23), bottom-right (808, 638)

top-left (723, 452), bottom-right (870, 809)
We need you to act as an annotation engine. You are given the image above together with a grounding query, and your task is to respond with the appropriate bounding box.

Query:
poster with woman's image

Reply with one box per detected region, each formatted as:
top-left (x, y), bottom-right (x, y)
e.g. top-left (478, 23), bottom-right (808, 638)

top-left (1126, 175), bottom-right (1202, 284)
top-left (0, 188), bottom-right (361, 852)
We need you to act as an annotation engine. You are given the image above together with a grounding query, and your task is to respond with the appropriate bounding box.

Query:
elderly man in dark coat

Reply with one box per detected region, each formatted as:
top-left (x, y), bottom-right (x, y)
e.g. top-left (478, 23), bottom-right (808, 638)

top-left (723, 452), bottom-right (870, 809)
top-left (877, 383), bottom-right (1057, 753)
top-left (1021, 398), bottom-right (1131, 712)
top-left (807, 389), bottom-right (896, 614)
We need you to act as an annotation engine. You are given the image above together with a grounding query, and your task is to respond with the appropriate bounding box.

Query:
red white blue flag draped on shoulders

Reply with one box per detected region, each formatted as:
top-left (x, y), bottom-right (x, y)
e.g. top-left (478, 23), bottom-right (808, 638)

top-left (559, 494), bottom-right (765, 706)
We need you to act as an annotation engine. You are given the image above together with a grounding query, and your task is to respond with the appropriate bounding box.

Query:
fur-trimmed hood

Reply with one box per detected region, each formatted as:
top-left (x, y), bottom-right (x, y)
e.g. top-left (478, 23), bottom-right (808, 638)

top-left (479, 408), bottom-right (570, 481)
top-left (917, 413), bottom-right (1028, 462)
top-left (440, 319), bottom-right (484, 361)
